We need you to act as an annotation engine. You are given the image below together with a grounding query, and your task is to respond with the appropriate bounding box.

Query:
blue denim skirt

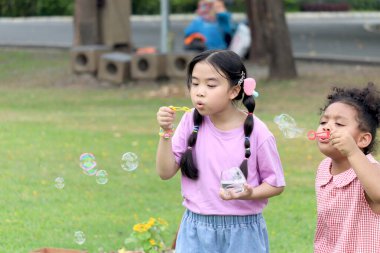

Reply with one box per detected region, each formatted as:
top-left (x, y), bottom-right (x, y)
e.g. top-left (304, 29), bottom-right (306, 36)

top-left (175, 209), bottom-right (269, 253)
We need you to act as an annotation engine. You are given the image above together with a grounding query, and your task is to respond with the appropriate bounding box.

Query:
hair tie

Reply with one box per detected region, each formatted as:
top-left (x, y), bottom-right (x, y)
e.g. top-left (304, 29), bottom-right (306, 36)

top-left (245, 136), bottom-right (250, 141)
top-left (247, 112), bottom-right (253, 115)
top-left (187, 146), bottom-right (192, 150)
top-left (193, 126), bottom-right (199, 133)
top-left (243, 78), bottom-right (257, 96)
top-left (245, 148), bottom-right (250, 152)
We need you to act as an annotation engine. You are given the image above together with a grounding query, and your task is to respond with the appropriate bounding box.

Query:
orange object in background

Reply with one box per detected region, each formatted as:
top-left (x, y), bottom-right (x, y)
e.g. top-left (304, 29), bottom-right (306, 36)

top-left (135, 47), bottom-right (157, 54)
top-left (184, 33), bottom-right (206, 46)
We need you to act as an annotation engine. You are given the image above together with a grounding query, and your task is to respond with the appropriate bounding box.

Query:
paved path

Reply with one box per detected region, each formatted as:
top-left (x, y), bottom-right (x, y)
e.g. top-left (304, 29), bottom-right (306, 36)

top-left (0, 12), bottom-right (379, 64)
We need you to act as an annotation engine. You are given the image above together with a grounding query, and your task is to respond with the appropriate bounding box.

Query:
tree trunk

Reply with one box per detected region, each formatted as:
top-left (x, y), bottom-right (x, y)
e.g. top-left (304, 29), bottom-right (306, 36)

top-left (245, 0), bottom-right (268, 64)
top-left (245, 0), bottom-right (297, 79)
top-left (73, 0), bottom-right (100, 46)
top-left (265, 0), bottom-right (297, 79)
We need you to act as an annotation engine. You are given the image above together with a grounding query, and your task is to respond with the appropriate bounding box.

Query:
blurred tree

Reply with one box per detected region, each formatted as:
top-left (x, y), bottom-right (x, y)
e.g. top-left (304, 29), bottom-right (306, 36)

top-left (73, 0), bottom-right (99, 45)
top-left (245, 0), bottom-right (297, 79)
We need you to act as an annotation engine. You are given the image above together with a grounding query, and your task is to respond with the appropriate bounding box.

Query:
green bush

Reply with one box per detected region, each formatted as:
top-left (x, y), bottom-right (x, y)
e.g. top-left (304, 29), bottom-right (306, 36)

top-left (0, 0), bottom-right (73, 17)
top-left (289, 0), bottom-right (380, 10)
top-left (0, 0), bottom-right (379, 17)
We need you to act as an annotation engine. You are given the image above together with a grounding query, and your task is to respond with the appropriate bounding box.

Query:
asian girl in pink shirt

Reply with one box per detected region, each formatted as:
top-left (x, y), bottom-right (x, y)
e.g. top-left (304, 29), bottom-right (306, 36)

top-left (156, 50), bottom-right (285, 253)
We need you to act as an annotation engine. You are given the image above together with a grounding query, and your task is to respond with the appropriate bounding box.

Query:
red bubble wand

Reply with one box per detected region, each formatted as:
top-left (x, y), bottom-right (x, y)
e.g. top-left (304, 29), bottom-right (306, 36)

top-left (307, 130), bottom-right (330, 140)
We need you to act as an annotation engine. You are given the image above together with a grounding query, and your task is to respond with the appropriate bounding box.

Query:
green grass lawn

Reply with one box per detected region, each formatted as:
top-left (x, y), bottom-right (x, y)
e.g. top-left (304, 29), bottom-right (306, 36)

top-left (0, 48), bottom-right (379, 253)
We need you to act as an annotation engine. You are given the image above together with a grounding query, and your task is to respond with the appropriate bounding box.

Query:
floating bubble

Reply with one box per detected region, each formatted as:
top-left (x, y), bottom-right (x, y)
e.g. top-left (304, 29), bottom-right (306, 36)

top-left (274, 114), bottom-right (296, 128)
top-left (74, 231), bottom-right (86, 245)
top-left (274, 114), bottom-right (304, 139)
top-left (79, 153), bottom-right (96, 171)
top-left (54, 177), bottom-right (65, 189)
top-left (280, 127), bottom-right (304, 139)
top-left (96, 170), bottom-right (108, 185)
top-left (83, 167), bottom-right (98, 176)
top-left (121, 152), bottom-right (139, 171)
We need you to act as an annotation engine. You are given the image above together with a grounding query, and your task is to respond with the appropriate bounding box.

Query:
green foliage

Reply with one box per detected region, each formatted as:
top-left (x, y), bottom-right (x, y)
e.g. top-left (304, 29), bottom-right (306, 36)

top-left (0, 0), bottom-right (379, 16)
top-left (123, 217), bottom-right (169, 253)
top-left (0, 0), bottom-right (73, 17)
top-left (288, 0), bottom-right (380, 10)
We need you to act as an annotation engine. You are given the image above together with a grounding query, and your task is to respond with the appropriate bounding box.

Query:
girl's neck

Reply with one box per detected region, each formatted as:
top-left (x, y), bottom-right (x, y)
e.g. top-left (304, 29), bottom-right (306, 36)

top-left (209, 106), bottom-right (246, 131)
top-left (330, 158), bottom-right (351, 175)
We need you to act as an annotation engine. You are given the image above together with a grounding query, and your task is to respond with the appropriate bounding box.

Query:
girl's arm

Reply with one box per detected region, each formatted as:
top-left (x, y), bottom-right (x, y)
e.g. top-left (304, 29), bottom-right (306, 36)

top-left (156, 106), bottom-right (179, 180)
top-left (156, 137), bottom-right (179, 180)
top-left (220, 182), bottom-right (284, 201)
top-left (331, 129), bottom-right (380, 204)
top-left (348, 151), bottom-right (380, 204)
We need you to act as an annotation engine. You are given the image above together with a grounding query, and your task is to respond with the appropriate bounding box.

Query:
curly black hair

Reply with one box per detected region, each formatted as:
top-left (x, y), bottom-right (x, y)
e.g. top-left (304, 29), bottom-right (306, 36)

top-left (321, 82), bottom-right (380, 154)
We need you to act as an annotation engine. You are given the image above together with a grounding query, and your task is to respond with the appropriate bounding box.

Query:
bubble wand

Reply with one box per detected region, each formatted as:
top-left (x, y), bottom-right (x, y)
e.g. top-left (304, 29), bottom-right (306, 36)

top-left (169, 106), bottom-right (191, 112)
top-left (307, 130), bottom-right (330, 140)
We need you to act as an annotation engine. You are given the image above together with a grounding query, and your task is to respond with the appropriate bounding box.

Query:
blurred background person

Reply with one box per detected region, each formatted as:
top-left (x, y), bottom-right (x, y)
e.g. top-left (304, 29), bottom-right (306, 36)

top-left (184, 0), bottom-right (236, 52)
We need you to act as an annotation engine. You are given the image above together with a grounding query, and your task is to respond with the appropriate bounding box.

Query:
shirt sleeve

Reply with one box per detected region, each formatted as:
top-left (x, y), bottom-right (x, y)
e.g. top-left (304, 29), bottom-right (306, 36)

top-left (256, 136), bottom-right (286, 187)
top-left (184, 18), bottom-right (202, 37)
top-left (172, 111), bottom-right (193, 166)
top-left (216, 12), bottom-right (234, 36)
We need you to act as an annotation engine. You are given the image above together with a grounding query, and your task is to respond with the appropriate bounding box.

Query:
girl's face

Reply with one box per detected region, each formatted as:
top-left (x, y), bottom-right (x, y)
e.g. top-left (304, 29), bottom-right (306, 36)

top-left (317, 102), bottom-right (362, 156)
top-left (189, 61), bottom-right (240, 116)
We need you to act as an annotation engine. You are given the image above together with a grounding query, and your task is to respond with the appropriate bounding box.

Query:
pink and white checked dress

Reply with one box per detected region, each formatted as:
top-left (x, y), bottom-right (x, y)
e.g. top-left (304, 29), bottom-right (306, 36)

top-left (314, 154), bottom-right (380, 253)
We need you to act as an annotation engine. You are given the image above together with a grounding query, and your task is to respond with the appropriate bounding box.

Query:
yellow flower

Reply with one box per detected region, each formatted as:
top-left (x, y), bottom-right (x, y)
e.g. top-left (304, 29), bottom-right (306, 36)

top-left (145, 217), bottom-right (156, 229)
top-left (118, 248), bottom-right (127, 253)
top-left (157, 218), bottom-right (168, 226)
top-left (126, 217), bottom-right (169, 253)
top-left (133, 223), bottom-right (148, 233)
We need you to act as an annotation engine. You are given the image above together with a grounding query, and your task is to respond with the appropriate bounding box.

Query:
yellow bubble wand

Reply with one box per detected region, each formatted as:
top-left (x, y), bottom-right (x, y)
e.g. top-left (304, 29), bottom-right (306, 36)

top-left (169, 106), bottom-right (191, 112)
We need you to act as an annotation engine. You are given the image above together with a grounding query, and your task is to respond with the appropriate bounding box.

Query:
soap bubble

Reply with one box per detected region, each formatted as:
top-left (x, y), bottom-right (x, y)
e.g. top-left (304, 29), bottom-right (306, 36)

top-left (74, 231), bottom-right (86, 245)
top-left (121, 152), bottom-right (139, 171)
top-left (83, 167), bottom-right (98, 176)
top-left (79, 153), bottom-right (96, 170)
top-left (96, 170), bottom-right (108, 185)
top-left (54, 177), bottom-right (65, 189)
top-left (80, 153), bottom-right (97, 176)
top-left (274, 114), bottom-right (304, 139)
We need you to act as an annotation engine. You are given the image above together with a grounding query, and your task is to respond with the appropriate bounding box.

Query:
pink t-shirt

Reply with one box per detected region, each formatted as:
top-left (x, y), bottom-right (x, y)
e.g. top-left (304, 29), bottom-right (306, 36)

top-left (172, 110), bottom-right (285, 215)
top-left (314, 154), bottom-right (380, 253)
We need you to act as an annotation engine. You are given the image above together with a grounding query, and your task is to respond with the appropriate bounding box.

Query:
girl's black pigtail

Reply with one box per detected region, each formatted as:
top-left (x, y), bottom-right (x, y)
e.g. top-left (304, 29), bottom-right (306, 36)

top-left (240, 94), bottom-right (256, 179)
top-left (180, 109), bottom-right (203, 179)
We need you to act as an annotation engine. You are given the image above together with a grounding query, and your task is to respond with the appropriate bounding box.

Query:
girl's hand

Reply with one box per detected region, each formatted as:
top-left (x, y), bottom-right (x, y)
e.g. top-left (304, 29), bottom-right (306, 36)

top-left (330, 130), bottom-right (361, 157)
top-left (220, 184), bottom-right (254, 200)
top-left (157, 106), bottom-right (176, 130)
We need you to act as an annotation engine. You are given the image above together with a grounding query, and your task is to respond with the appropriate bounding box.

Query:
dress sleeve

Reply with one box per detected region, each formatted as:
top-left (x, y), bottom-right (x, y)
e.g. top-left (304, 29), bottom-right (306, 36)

top-left (256, 136), bottom-right (286, 187)
top-left (172, 111), bottom-right (193, 166)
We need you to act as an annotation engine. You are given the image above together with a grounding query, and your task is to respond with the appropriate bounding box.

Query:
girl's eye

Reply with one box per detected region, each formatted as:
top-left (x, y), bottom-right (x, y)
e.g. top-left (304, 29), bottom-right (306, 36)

top-left (336, 123), bottom-right (345, 126)
top-left (191, 83), bottom-right (199, 86)
top-left (207, 84), bottom-right (216, 88)
top-left (319, 121), bottom-right (326, 125)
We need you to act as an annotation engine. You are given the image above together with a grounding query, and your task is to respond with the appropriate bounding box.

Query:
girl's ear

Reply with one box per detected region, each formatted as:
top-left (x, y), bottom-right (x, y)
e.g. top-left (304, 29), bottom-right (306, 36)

top-left (357, 132), bottom-right (372, 149)
top-left (229, 85), bottom-right (241, 100)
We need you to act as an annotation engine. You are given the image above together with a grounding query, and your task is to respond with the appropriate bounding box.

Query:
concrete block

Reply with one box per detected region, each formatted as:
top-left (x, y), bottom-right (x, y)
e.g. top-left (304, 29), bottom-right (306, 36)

top-left (166, 53), bottom-right (196, 79)
top-left (71, 45), bottom-right (111, 73)
top-left (131, 54), bottom-right (166, 80)
top-left (98, 52), bottom-right (132, 83)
